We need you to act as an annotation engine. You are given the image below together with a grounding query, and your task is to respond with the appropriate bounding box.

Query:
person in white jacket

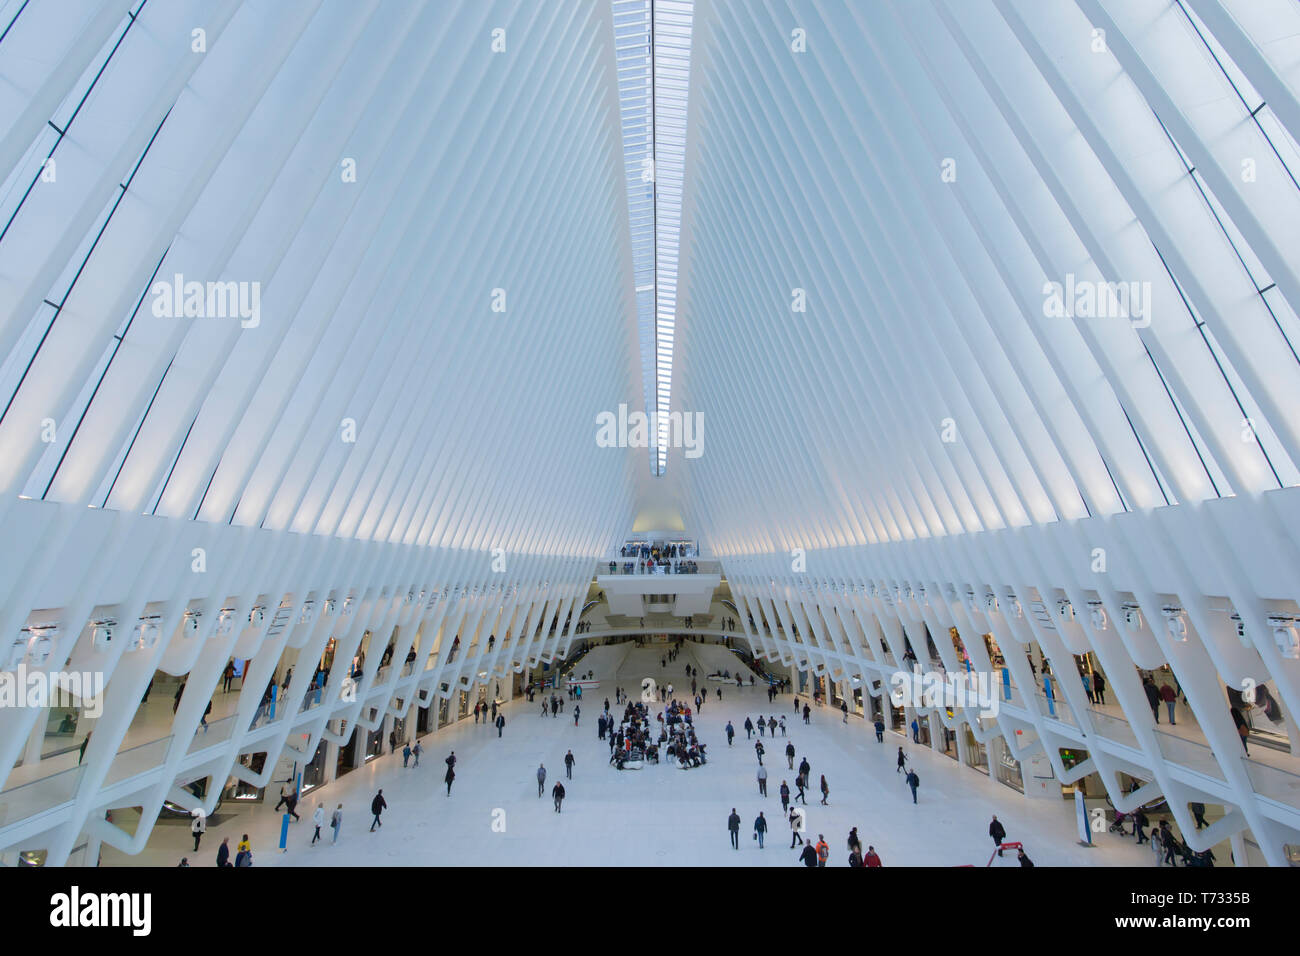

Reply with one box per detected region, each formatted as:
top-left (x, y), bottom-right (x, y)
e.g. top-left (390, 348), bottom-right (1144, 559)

top-left (190, 809), bottom-right (205, 852)
top-left (311, 804), bottom-right (325, 845)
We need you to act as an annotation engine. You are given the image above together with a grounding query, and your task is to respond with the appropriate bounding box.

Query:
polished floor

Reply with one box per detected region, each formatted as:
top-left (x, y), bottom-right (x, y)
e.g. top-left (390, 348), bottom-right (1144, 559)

top-left (104, 643), bottom-right (1165, 867)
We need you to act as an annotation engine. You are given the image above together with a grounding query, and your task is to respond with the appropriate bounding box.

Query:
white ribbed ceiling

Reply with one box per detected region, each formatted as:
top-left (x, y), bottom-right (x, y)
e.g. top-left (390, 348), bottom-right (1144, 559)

top-left (672, 0), bottom-right (1300, 557)
top-left (1, 0), bottom-right (1300, 560)
top-left (0, 0), bottom-right (640, 559)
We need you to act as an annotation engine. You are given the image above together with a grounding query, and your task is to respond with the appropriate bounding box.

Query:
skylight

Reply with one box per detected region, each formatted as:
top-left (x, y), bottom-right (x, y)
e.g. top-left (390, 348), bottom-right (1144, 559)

top-left (613, 0), bottom-right (693, 476)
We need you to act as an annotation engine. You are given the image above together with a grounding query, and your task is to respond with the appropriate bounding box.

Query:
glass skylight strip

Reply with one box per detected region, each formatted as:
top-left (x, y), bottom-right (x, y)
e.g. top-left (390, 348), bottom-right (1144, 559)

top-left (612, 0), bottom-right (657, 470)
top-left (612, 0), bottom-right (692, 476)
top-left (652, 0), bottom-right (692, 475)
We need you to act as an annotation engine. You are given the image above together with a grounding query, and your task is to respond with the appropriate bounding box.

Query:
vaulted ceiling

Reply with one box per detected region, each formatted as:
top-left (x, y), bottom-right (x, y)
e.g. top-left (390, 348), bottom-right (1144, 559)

top-left (3, 0), bottom-right (1299, 565)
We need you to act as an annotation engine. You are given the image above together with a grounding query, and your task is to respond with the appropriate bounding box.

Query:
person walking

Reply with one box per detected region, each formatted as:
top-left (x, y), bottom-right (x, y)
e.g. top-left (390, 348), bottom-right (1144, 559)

top-left (216, 836), bottom-right (231, 867)
top-left (848, 827), bottom-right (862, 855)
top-left (841, 701), bottom-right (849, 724)
top-left (726, 721), bottom-right (735, 746)
top-left (728, 808), bottom-right (741, 849)
top-left (330, 804), bottom-right (343, 844)
top-left (564, 750), bottom-right (575, 779)
top-left (779, 780), bottom-right (790, 813)
top-left (798, 756), bottom-right (810, 782)
top-left (786, 741), bottom-right (796, 769)
top-left (1143, 676), bottom-right (1161, 723)
top-left (537, 763), bottom-right (547, 797)
top-left (1093, 671), bottom-right (1106, 705)
top-left (552, 781), bottom-right (566, 813)
top-left (910, 718), bottom-right (919, 743)
top-left (799, 842), bottom-right (818, 867)
top-left (744, 716), bottom-right (753, 739)
top-left (906, 768), bottom-right (919, 804)
top-left (874, 718), bottom-right (884, 743)
top-left (369, 789), bottom-right (387, 831)
top-left (495, 713), bottom-right (505, 737)
top-left (190, 810), bottom-right (205, 852)
top-left (803, 703), bottom-right (811, 724)
top-left (758, 715), bottom-right (766, 737)
top-left (794, 773), bottom-right (808, 805)
top-left (864, 845), bottom-right (882, 867)
top-left (819, 774), bottom-right (829, 806)
top-left (754, 812), bottom-right (767, 849)
top-left (1160, 682), bottom-right (1177, 725)
top-left (412, 740), bottom-right (422, 766)
top-left (402, 742), bottom-right (412, 768)
top-left (789, 807), bottom-right (804, 847)
top-left (1191, 802), bottom-right (1209, 829)
top-left (779, 715), bottom-right (786, 736)
top-left (444, 764), bottom-right (455, 795)
top-left (815, 835), bottom-right (829, 867)
top-left (896, 747), bottom-right (907, 774)
top-left (1133, 807), bottom-right (1149, 844)
top-left (311, 804), bottom-right (325, 845)
top-left (757, 764), bottom-right (768, 796)
top-left (755, 740), bottom-right (765, 765)
top-left (1162, 822), bottom-right (1179, 867)
top-left (989, 815), bottom-right (1007, 856)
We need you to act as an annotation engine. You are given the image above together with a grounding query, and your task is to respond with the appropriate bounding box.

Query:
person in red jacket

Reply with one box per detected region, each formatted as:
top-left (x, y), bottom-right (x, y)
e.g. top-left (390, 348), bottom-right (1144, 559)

top-left (864, 845), bottom-right (883, 867)
top-left (1160, 682), bottom-right (1178, 725)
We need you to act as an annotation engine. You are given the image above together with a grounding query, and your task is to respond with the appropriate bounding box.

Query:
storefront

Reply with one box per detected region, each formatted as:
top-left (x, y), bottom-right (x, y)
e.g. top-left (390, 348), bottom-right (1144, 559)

top-left (1060, 749), bottom-right (1089, 797)
top-left (983, 632), bottom-right (1005, 668)
top-left (302, 740), bottom-right (328, 793)
top-left (963, 727), bottom-right (989, 774)
top-left (912, 714), bottom-right (931, 747)
top-left (939, 720), bottom-right (958, 760)
top-left (335, 725), bottom-right (358, 778)
top-left (992, 737), bottom-right (1023, 792)
top-left (365, 725), bottom-right (384, 760)
top-left (417, 704), bottom-right (431, 736)
top-left (889, 697), bottom-right (906, 731)
top-left (226, 752), bottom-right (267, 802)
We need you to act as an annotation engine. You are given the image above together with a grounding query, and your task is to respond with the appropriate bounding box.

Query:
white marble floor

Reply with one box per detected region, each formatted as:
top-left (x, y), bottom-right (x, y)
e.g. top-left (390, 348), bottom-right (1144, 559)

top-left (107, 643), bottom-right (1158, 867)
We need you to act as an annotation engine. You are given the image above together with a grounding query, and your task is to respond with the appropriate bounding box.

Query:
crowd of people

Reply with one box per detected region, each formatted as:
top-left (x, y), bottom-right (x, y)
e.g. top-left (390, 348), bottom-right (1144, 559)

top-left (599, 695), bottom-right (708, 770)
